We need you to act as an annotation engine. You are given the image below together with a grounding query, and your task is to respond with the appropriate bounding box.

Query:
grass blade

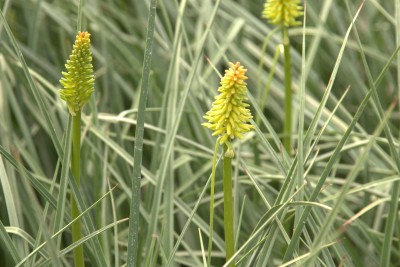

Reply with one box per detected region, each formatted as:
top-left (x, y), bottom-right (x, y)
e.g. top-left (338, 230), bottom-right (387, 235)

top-left (126, 0), bottom-right (158, 265)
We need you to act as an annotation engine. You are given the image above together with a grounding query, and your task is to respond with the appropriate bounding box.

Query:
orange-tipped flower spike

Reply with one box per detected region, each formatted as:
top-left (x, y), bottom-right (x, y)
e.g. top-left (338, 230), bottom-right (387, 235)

top-left (59, 31), bottom-right (95, 116)
top-left (202, 62), bottom-right (254, 154)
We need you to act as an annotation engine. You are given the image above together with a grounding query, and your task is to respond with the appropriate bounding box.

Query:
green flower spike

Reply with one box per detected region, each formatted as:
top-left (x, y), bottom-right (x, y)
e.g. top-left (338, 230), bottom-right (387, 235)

top-left (262, 0), bottom-right (303, 27)
top-left (60, 31), bottom-right (94, 116)
top-left (202, 62), bottom-right (254, 156)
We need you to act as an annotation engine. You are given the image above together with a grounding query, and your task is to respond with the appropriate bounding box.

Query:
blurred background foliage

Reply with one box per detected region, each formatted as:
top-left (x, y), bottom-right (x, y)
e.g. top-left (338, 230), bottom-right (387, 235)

top-left (0, 0), bottom-right (399, 266)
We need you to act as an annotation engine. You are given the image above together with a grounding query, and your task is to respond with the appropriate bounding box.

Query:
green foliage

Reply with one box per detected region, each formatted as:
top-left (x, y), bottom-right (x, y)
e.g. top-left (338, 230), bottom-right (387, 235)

top-left (0, 0), bottom-right (399, 266)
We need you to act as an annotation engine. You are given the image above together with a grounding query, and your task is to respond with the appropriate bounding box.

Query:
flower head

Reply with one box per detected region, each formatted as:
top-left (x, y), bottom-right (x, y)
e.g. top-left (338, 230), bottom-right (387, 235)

top-left (202, 62), bottom-right (254, 147)
top-left (59, 31), bottom-right (95, 116)
top-left (262, 0), bottom-right (303, 27)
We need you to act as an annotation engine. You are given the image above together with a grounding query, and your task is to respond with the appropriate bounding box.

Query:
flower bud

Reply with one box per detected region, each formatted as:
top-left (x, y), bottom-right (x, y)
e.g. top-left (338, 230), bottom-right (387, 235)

top-left (202, 62), bottom-right (254, 146)
top-left (262, 0), bottom-right (303, 27)
top-left (59, 31), bottom-right (94, 116)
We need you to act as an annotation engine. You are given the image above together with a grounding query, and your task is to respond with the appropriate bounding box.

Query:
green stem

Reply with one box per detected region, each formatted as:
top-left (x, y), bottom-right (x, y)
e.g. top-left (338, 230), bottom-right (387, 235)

top-left (223, 145), bottom-right (235, 267)
top-left (71, 110), bottom-right (85, 267)
top-left (282, 26), bottom-right (292, 153)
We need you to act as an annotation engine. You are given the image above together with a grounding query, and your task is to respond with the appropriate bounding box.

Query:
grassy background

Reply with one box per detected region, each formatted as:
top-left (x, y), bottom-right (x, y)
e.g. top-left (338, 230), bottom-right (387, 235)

top-left (1, 0), bottom-right (399, 266)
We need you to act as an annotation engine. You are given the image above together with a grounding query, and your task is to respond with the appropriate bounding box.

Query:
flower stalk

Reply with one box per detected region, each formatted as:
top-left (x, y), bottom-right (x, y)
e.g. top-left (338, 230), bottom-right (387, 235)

top-left (59, 31), bottom-right (94, 267)
top-left (71, 110), bottom-right (84, 267)
top-left (203, 62), bottom-right (254, 266)
top-left (262, 0), bottom-right (303, 152)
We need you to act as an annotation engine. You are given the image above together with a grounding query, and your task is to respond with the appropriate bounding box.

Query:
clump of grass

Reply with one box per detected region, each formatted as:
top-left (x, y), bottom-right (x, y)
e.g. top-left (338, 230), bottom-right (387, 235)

top-left (0, 1), bottom-right (400, 266)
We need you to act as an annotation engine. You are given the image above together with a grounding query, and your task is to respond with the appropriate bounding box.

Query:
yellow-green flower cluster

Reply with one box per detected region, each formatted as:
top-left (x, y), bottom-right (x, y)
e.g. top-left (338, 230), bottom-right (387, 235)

top-left (60, 31), bottom-right (94, 116)
top-left (262, 0), bottom-right (303, 27)
top-left (202, 62), bottom-right (254, 146)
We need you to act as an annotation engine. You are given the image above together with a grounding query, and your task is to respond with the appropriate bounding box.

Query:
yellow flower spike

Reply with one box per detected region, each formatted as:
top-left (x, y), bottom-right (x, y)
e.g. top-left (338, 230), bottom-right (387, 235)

top-left (59, 31), bottom-right (95, 116)
top-left (202, 62), bottom-right (254, 148)
top-left (262, 0), bottom-right (303, 27)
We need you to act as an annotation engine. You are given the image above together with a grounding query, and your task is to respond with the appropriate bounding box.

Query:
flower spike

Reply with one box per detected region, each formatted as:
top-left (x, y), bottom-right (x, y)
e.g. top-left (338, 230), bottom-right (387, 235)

top-left (59, 31), bottom-right (95, 116)
top-left (262, 0), bottom-right (303, 27)
top-left (202, 62), bottom-right (254, 147)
